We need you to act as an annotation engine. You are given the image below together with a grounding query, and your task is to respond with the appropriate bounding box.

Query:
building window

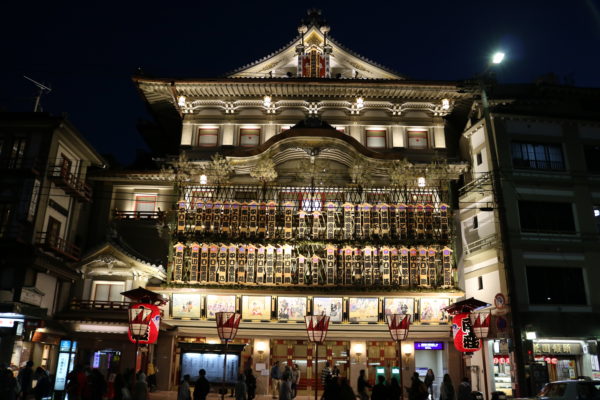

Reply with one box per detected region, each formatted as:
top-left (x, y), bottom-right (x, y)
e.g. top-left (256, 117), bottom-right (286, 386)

top-left (366, 129), bottom-right (386, 148)
top-left (239, 128), bottom-right (261, 147)
top-left (134, 194), bottom-right (157, 212)
top-left (584, 145), bottom-right (600, 172)
top-left (476, 152), bottom-right (483, 165)
top-left (518, 201), bottom-right (575, 234)
top-left (197, 128), bottom-right (219, 147)
top-left (92, 281), bottom-right (125, 302)
top-left (60, 154), bottom-right (73, 177)
top-left (407, 130), bottom-right (428, 149)
top-left (9, 137), bottom-right (27, 168)
top-left (511, 142), bottom-right (564, 170)
top-left (478, 276), bottom-right (483, 290)
top-left (526, 266), bottom-right (586, 305)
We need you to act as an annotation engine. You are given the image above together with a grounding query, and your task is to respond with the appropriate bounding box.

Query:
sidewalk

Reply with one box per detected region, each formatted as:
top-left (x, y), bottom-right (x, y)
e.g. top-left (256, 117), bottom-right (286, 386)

top-left (149, 391), bottom-right (317, 400)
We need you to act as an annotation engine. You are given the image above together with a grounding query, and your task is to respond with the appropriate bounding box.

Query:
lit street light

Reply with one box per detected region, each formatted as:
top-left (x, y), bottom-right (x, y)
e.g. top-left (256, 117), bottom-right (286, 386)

top-left (492, 51), bottom-right (505, 65)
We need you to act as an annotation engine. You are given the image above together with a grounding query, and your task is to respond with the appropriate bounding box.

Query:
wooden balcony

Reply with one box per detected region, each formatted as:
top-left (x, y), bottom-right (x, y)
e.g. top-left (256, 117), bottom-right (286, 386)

top-left (68, 299), bottom-right (131, 311)
top-left (113, 210), bottom-right (165, 220)
top-left (47, 165), bottom-right (92, 202)
top-left (36, 232), bottom-right (81, 261)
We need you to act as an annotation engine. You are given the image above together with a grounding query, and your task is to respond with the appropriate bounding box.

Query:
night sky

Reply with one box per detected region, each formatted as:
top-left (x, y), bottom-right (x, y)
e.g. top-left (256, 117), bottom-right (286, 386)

top-left (2, 0), bottom-right (600, 164)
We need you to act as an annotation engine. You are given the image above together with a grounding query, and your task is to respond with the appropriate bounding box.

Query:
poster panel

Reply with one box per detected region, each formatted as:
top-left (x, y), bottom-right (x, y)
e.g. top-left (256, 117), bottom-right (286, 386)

top-left (349, 297), bottom-right (379, 323)
top-left (384, 298), bottom-right (414, 316)
top-left (181, 352), bottom-right (239, 384)
top-left (172, 293), bottom-right (202, 318)
top-left (313, 297), bottom-right (343, 322)
top-left (242, 295), bottom-right (271, 320)
top-left (419, 298), bottom-right (449, 323)
top-left (206, 295), bottom-right (236, 319)
top-left (277, 297), bottom-right (306, 321)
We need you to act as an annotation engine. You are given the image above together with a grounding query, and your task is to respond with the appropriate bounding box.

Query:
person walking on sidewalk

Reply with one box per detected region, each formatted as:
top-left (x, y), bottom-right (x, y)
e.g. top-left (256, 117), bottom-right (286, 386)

top-left (357, 369), bottom-right (372, 400)
top-left (178, 375), bottom-right (191, 400)
top-left (244, 369), bottom-right (256, 400)
top-left (291, 364), bottom-right (300, 399)
top-left (424, 369), bottom-right (435, 400)
top-left (235, 374), bottom-right (247, 400)
top-left (270, 361), bottom-right (282, 399)
top-left (194, 369), bottom-right (210, 400)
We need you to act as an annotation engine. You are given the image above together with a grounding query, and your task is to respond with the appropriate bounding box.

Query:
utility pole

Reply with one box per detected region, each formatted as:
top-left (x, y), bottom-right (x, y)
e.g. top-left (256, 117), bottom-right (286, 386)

top-left (23, 76), bottom-right (51, 112)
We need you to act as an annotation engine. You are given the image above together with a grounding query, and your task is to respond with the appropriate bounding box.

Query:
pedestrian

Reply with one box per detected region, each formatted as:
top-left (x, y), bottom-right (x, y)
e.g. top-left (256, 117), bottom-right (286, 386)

top-left (0, 364), bottom-right (19, 400)
top-left (194, 369), bottom-right (210, 400)
top-left (320, 361), bottom-right (332, 389)
top-left (291, 364), bottom-right (300, 399)
top-left (339, 377), bottom-right (356, 400)
top-left (457, 377), bottom-right (471, 400)
top-left (91, 369), bottom-right (107, 400)
top-left (440, 374), bottom-right (455, 400)
top-left (235, 374), bottom-right (247, 400)
top-left (279, 368), bottom-right (292, 400)
top-left (388, 377), bottom-right (402, 400)
top-left (147, 363), bottom-right (157, 392)
top-left (270, 361), bottom-right (281, 399)
top-left (33, 367), bottom-right (51, 400)
top-left (371, 375), bottom-right (389, 400)
top-left (331, 365), bottom-right (340, 379)
top-left (244, 369), bottom-right (256, 400)
top-left (17, 361), bottom-right (34, 399)
top-left (406, 372), bottom-right (427, 400)
top-left (113, 372), bottom-right (127, 400)
top-left (424, 369), bottom-right (435, 399)
top-left (321, 376), bottom-right (340, 400)
top-left (357, 369), bottom-right (371, 400)
top-left (178, 375), bottom-right (191, 400)
top-left (132, 372), bottom-right (148, 400)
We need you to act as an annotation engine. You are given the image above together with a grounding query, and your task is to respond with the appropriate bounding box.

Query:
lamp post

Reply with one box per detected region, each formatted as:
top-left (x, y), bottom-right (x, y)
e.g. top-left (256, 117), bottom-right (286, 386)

top-left (386, 314), bottom-right (411, 398)
top-left (215, 312), bottom-right (242, 400)
top-left (471, 312), bottom-right (492, 400)
top-left (305, 315), bottom-right (330, 400)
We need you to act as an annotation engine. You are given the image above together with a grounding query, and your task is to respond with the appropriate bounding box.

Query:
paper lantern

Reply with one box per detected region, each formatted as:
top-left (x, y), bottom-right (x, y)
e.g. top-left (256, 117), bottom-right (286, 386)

top-left (215, 312), bottom-right (241, 342)
top-left (452, 312), bottom-right (481, 352)
top-left (386, 314), bottom-right (411, 341)
top-left (305, 315), bottom-right (330, 344)
top-left (128, 303), bottom-right (160, 344)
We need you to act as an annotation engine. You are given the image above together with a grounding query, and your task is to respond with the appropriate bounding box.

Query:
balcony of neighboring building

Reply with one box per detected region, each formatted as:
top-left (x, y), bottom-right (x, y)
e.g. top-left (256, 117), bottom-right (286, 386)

top-left (463, 233), bottom-right (497, 256)
top-left (47, 161), bottom-right (92, 202)
top-left (35, 232), bottom-right (81, 261)
top-left (459, 171), bottom-right (492, 199)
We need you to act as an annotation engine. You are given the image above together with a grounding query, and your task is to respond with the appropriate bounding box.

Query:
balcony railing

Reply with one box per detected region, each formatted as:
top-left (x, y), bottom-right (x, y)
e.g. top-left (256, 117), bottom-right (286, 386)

top-left (459, 172), bottom-right (492, 197)
top-left (113, 210), bottom-right (165, 220)
top-left (47, 166), bottom-right (92, 202)
top-left (464, 234), bottom-right (497, 255)
top-left (68, 299), bottom-right (131, 311)
top-left (36, 232), bottom-right (81, 261)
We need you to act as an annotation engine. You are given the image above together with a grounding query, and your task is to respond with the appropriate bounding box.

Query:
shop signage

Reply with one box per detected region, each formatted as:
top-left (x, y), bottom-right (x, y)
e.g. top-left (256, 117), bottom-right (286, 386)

top-left (452, 312), bottom-right (481, 352)
top-left (54, 352), bottom-right (70, 391)
top-left (20, 287), bottom-right (44, 307)
top-left (493, 356), bottom-right (510, 365)
top-left (415, 342), bottom-right (444, 350)
top-left (59, 340), bottom-right (72, 352)
top-left (533, 342), bottom-right (582, 355)
top-left (32, 332), bottom-right (60, 345)
top-left (494, 293), bottom-right (506, 309)
top-left (0, 318), bottom-right (20, 328)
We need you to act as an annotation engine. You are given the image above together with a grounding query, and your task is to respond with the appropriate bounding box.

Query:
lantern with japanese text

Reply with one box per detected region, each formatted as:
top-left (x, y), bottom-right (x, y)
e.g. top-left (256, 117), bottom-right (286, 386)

top-left (305, 315), bottom-right (330, 400)
top-left (386, 314), bottom-right (411, 392)
top-left (215, 312), bottom-right (241, 400)
top-left (452, 312), bottom-right (481, 352)
top-left (127, 303), bottom-right (161, 345)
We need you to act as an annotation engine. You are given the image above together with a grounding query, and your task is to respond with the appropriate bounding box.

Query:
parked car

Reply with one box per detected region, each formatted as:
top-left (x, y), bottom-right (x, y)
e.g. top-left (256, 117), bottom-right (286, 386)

top-left (537, 379), bottom-right (600, 400)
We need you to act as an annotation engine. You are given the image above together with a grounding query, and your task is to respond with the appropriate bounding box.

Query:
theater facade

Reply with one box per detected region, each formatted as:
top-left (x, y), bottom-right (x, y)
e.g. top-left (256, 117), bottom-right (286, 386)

top-left (64, 10), bottom-right (475, 395)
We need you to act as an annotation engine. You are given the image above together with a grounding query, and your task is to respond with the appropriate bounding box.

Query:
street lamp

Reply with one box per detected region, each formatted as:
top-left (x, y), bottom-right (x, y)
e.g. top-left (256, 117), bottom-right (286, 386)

top-left (386, 314), bottom-right (411, 397)
top-left (305, 315), bottom-right (330, 400)
top-left (492, 52), bottom-right (505, 65)
top-left (215, 312), bottom-right (242, 400)
top-left (471, 312), bottom-right (492, 399)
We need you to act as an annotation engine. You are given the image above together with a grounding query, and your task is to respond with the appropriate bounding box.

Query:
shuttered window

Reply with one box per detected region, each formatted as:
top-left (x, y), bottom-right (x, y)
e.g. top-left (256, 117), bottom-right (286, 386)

top-left (366, 129), bottom-right (386, 148)
top-left (407, 130), bottom-right (428, 149)
top-left (240, 128), bottom-right (261, 147)
top-left (197, 128), bottom-right (219, 147)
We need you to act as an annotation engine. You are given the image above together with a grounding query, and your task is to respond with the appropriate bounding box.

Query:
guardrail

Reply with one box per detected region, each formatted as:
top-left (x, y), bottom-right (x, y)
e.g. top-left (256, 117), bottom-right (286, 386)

top-left (464, 234), bottom-right (497, 255)
top-left (459, 172), bottom-right (492, 197)
top-left (47, 165), bottom-right (92, 202)
top-left (113, 210), bottom-right (165, 220)
top-left (68, 299), bottom-right (131, 311)
top-left (36, 232), bottom-right (81, 261)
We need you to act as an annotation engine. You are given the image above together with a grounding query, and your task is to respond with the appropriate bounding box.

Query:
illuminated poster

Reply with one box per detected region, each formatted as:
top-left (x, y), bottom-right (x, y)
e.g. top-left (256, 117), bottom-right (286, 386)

top-left (349, 297), bottom-right (379, 323)
top-left (277, 297), bottom-right (306, 321)
top-left (242, 296), bottom-right (271, 320)
top-left (313, 297), bottom-right (343, 322)
top-left (181, 352), bottom-right (240, 384)
top-left (419, 298), bottom-right (449, 323)
top-left (54, 352), bottom-right (70, 390)
top-left (384, 298), bottom-right (414, 316)
top-left (172, 293), bottom-right (202, 318)
top-left (206, 295), bottom-right (236, 319)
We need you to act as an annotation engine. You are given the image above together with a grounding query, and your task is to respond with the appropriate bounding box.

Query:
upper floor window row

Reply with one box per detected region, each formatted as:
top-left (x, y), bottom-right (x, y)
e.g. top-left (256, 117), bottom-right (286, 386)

top-left (518, 200), bottom-right (576, 234)
top-left (511, 142), bottom-right (565, 171)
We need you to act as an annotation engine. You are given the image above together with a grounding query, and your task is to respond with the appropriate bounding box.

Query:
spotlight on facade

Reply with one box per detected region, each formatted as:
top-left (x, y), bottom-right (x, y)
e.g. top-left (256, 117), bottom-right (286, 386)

top-left (263, 95), bottom-right (272, 107)
top-left (492, 52), bottom-right (505, 65)
top-left (177, 95), bottom-right (186, 107)
top-left (441, 98), bottom-right (450, 110)
top-left (418, 177), bottom-right (426, 187)
top-left (199, 174), bottom-right (207, 185)
top-left (356, 97), bottom-right (364, 108)
top-left (525, 331), bottom-right (537, 340)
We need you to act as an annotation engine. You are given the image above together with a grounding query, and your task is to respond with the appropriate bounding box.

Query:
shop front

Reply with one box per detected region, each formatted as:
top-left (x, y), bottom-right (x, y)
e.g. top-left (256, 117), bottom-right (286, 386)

top-left (491, 339), bottom-right (513, 396)
top-left (533, 340), bottom-right (583, 381)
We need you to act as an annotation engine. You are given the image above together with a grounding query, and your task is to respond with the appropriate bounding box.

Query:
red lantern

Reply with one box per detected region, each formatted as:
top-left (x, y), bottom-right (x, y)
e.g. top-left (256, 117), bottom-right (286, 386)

top-left (452, 312), bottom-right (481, 352)
top-left (470, 313), bottom-right (492, 339)
top-left (386, 314), bottom-right (411, 341)
top-left (215, 312), bottom-right (241, 342)
top-left (128, 303), bottom-right (160, 344)
top-left (305, 315), bottom-right (330, 344)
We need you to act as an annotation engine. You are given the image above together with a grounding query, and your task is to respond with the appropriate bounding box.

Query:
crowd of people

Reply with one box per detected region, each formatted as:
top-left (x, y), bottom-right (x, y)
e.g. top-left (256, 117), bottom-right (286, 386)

top-left (0, 361), bottom-right (52, 400)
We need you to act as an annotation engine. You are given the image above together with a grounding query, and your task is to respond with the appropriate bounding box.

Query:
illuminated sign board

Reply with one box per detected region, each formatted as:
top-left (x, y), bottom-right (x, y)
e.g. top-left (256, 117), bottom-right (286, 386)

top-left (414, 342), bottom-right (444, 350)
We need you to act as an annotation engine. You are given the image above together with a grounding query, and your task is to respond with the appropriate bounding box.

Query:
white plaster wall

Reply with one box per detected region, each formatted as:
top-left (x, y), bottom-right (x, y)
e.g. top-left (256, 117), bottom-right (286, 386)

top-left (35, 272), bottom-right (57, 315)
top-left (465, 270), bottom-right (501, 305)
top-left (433, 126), bottom-right (446, 148)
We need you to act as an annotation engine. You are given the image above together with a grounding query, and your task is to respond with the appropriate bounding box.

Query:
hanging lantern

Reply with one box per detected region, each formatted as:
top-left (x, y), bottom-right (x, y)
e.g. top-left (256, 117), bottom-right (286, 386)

top-left (305, 315), bottom-right (330, 344)
top-left (386, 314), bottom-right (411, 341)
top-left (452, 312), bottom-right (481, 352)
top-left (215, 312), bottom-right (241, 342)
top-left (127, 303), bottom-right (161, 344)
top-left (470, 312), bottom-right (492, 339)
